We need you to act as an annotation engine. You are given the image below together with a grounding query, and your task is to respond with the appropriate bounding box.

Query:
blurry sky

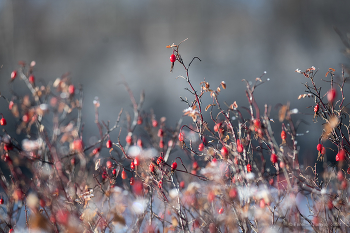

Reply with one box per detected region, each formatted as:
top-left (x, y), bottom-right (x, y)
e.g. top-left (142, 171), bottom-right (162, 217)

top-left (1, 0), bottom-right (350, 163)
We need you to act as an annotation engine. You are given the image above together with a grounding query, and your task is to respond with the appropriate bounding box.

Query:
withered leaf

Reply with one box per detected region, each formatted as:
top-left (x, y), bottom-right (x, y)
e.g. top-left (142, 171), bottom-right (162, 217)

top-left (322, 116), bottom-right (339, 141)
top-left (205, 104), bottom-right (216, 111)
top-left (279, 104), bottom-right (289, 122)
top-left (112, 213), bottom-right (126, 225)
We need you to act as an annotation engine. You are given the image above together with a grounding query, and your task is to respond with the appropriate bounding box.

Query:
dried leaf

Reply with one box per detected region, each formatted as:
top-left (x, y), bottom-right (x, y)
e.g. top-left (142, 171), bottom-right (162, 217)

top-left (322, 116), bottom-right (339, 141)
top-left (28, 213), bottom-right (51, 231)
top-left (112, 213), bottom-right (126, 225)
top-left (230, 101), bottom-right (238, 110)
top-left (11, 104), bottom-right (19, 118)
top-left (223, 135), bottom-right (229, 142)
top-left (171, 216), bottom-right (178, 227)
top-left (205, 104), bottom-right (215, 111)
top-left (95, 159), bottom-right (101, 170)
top-left (279, 104), bottom-right (289, 122)
top-left (221, 81), bottom-right (226, 89)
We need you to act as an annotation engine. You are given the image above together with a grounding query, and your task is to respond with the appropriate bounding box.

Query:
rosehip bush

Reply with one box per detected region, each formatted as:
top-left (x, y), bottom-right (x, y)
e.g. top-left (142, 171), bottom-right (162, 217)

top-left (0, 32), bottom-right (350, 233)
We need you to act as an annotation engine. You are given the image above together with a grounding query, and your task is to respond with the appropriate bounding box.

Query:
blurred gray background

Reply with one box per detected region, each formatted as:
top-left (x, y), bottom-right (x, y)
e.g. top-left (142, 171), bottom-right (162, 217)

top-left (1, 0), bottom-right (350, 164)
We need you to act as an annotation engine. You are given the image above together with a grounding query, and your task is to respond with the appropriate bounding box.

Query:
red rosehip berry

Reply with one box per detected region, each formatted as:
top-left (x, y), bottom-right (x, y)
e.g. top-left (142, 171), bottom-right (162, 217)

top-left (157, 129), bottom-right (164, 137)
top-left (157, 156), bottom-right (163, 165)
top-left (171, 162), bottom-right (177, 171)
top-left (9, 229), bottom-right (14, 233)
top-left (130, 161), bottom-right (135, 170)
top-left (260, 199), bottom-right (266, 208)
top-left (269, 178), bottom-right (274, 186)
top-left (312, 216), bottom-right (319, 225)
top-left (193, 161), bottom-right (198, 170)
top-left (28, 75), bottom-right (35, 84)
top-left (221, 146), bottom-right (228, 157)
top-left (341, 180), bottom-right (347, 189)
top-left (254, 119), bottom-right (261, 128)
top-left (336, 149), bottom-right (345, 162)
top-left (40, 199), bottom-right (45, 207)
top-left (337, 171), bottom-right (344, 181)
top-left (218, 207), bottom-right (224, 214)
top-left (149, 163), bottom-right (155, 172)
top-left (198, 143), bottom-right (204, 152)
top-left (22, 113), bottom-right (29, 123)
top-left (233, 157), bottom-right (238, 165)
top-left (152, 119), bottom-right (158, 127)
top-left (130, 177), bottom-right (135, 186)
top-left (121, 170), bottom-right (127, 180)
top-left (56, 210), bottom-right (69, 225)
top-left (0, 117), bottom-right (6, 126)
top-left (0, 198), bottom-right (3, 205)
top-left (159, 139), bottom-right (164, 148)
top-left (179, 181), bottom-right (185, 189)
top-left (158, 180), bottom-right (163, 189)
top-left (137, 139), bottom-right (143, 148)
top-left (235, 139), bottom-right (243, 151)
top-left (193, 219), bottom-right (200, 229)
top-left (11, 71), bottom-right (17, 80)
top-left (314, 104), bottom-right (319, 113)
top-left (279, 161), bottom-right (285, 168)
top-left (207, 191), bottom-right (215, 202)
top-left (246, 164), bottom-right (252, 172)
top-left (170, 54), bottom-right (176, 63)
top-left (134, 157), bottom-right (140, 167)
top-left (327, 88), bottom-right (336, 103)
top-left (231, 177), bottom-right (235, 183)
top-left (71, 158), bottom-right (76, 165)
top-left (214, 123), bottom-right (221, 132)
top-left (347, 167), bottom-right (350, 175)
top-left (137, 116), bottom-right (143, 125)
top-left (9, 101), bottom-right (14, 110)
top-left (106, 161), bottom-right (112, 169)
top-left (316, 143), bottom-right (323, 152)
top-left (106, 140), bottom-right (112, 149)
top-left (270, 153), bottom-right (278, 164)
top-left (72, 139), bottom-right (84, 152)
top-left (327, 200), bottom-right (333, 209)
top-left (281, 130), bottom-right (286, 140)
top-left (321, 146), bottom-right (326, 155)
top-left (93, 147), bottom-right (100, 155)
top-left (126, 134), bottom-right (132, 145)
top-left (112, 168), bottom-right (117, 175)
top-left (178, 132), bottom-right (184, 142)
top-left (4, 144), bottom-right (12, 151)
top-left (102, 171), bottom-right (107, 180)
top-left (229, 188), bottom-right (237, 199)
top-left (68, 84), bottom-right (75, 95)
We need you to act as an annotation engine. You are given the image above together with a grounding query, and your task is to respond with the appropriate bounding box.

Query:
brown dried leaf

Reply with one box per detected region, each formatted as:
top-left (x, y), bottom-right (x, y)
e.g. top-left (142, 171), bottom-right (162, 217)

top-left (112, 213), bottom-right (126, 225)
top-left (171, 216), bottom-right (178, 227)
top-left (230, 101), bottom-right (238, 110)
top-left (223, 135), bottom-right (229, 142)
top-left (322, 116), bottom-right (339, 141)
top-left (29, 213), bottom-right (51, 231)
top-left (221, 81), bottom-right (226, 89)
top-left (11, 104), bottom-right (19, 118)
top-left (205, 104), bottom-right (215, 111)
top-left (279, 104), bottom-right (289, 122)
